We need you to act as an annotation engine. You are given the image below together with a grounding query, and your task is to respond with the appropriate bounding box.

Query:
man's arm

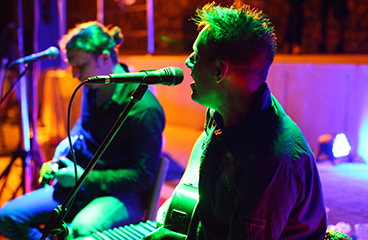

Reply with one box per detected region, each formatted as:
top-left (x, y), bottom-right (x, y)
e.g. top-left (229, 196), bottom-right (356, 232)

top-left (39, 119), bottom-right (83, 188)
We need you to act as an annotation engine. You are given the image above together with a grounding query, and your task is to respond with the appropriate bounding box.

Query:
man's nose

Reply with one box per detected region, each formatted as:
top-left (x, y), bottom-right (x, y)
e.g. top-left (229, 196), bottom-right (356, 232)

top-left (185, 52), bottom-right (195, 69)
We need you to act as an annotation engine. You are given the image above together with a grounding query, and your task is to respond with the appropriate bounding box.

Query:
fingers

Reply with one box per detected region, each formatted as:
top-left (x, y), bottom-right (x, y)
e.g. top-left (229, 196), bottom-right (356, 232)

top-left (38, 174), bottom-right (54, 187)
top-left (39, 161), bottom-right (59, 187)
top-left (142, 227), bottom-right (187, 240)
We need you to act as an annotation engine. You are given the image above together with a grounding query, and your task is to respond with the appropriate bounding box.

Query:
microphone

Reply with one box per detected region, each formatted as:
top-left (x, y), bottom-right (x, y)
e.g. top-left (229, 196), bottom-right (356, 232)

top-left (87, 67), bottom-right (184, 86)
top-left (11, 46), bottom-right (59, 65)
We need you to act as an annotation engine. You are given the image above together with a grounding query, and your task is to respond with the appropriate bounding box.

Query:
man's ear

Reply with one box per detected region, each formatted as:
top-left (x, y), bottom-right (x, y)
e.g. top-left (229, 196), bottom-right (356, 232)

top-left (214, 59), bottom-right (229, 83)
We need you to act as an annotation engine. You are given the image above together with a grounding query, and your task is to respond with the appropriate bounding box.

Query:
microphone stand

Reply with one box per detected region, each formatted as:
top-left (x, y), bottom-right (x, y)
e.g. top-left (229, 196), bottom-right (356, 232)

top-left (40, 83), bottom-right (149, 240)
top-left (0, 64), bottom-right (29, 106)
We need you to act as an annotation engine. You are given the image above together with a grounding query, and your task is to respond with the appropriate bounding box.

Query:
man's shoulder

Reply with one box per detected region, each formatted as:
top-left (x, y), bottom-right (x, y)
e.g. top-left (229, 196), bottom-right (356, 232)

top-left (140, 90), bottom-right (163, 109)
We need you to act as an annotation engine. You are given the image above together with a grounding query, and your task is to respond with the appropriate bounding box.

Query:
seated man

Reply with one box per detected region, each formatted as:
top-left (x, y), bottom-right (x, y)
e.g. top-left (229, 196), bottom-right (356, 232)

top-left (144, 2), bottom-right (327, 240)
top-left (0, 21), bottom-right (165, 239)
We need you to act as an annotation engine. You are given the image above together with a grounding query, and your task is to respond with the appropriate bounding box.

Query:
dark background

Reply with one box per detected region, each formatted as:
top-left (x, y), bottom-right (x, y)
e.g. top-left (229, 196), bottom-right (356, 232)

top-left (1, 0), bottom-right (368, 61)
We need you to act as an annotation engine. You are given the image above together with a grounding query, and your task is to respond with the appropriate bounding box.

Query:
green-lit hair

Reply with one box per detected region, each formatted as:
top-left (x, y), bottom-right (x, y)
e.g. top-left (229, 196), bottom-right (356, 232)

top-left (59, 21), bottom-right (123, 64)
top-left (193, 2), bottom-right (277, 81)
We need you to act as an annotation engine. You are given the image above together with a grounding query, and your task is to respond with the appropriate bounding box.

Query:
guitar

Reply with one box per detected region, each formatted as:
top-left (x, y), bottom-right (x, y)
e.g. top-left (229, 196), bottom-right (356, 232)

top-left (38, 135), bottom-right (82, 188)
top-left (162, 183), bottom-right (199, 240)
top-left (162, 183), bottom-right (352, 240)
top-left (160, 135), bottom-right (203, 240)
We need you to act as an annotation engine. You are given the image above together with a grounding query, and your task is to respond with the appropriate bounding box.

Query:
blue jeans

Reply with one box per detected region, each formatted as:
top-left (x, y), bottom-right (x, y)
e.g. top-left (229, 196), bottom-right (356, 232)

top-left (0, 187), bottom-right (143, 239)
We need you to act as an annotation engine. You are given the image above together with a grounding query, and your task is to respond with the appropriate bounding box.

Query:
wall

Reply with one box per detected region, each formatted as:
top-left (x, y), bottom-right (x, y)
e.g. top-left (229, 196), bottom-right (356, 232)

top-left (120, 54), bottom-right (368, 161)
top-left (268, 56), bottom-right (368, 161)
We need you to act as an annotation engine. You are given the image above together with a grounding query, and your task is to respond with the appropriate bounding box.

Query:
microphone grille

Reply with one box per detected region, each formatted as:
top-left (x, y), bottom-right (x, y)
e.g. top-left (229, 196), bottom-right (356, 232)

top-left (169, 67), bottom-right (184, 86)
top-left (46, 46), bottom-right (60, 59)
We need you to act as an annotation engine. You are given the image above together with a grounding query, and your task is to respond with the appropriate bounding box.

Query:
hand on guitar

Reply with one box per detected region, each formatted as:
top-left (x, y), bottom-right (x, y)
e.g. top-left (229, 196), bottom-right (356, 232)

top-left (38, 160), bottom-right (60, 188)
top-left (39, 157), bottom-right (84, 188)
top-left (54, 157), bottom-right (84, 188)
top-left (142, 226), bottom-right (187, 240)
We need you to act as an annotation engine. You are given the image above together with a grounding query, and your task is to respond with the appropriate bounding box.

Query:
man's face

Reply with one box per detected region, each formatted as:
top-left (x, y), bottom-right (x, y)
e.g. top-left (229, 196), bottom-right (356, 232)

top-left (185, 26), bottom-right (218, 108)
top-left (67, 49), bottom-right (104, 86)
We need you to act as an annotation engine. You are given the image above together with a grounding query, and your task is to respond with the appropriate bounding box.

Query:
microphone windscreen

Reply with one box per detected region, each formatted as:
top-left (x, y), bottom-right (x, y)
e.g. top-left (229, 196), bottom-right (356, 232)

top-left (170, 67), bottom-right (184, 85)
top-left (47, 46), bottom-right (60, 59)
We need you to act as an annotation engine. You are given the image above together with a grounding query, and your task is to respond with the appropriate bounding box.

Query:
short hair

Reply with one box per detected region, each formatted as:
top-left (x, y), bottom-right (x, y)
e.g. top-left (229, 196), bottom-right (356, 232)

top-left (193, 2), bottom-right (277, 81)
top-left (59, 21), bottom-right (123, 64)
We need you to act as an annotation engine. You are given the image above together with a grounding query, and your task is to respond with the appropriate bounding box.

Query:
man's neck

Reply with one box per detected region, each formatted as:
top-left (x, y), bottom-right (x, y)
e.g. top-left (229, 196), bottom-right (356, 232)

top-left (217, 91), bottom-right (256, 128)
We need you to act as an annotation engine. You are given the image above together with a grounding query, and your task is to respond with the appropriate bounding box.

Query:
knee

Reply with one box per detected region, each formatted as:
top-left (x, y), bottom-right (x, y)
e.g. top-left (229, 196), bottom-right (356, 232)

top-left (0, 202), bottom-right (18, 233)
top-left (70, 217), bottom-right (98, 237)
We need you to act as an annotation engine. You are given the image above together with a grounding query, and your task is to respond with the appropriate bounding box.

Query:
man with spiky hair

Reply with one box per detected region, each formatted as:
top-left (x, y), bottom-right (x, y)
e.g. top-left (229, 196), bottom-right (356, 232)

top-left (145, 2), bottom-right (327, 240)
